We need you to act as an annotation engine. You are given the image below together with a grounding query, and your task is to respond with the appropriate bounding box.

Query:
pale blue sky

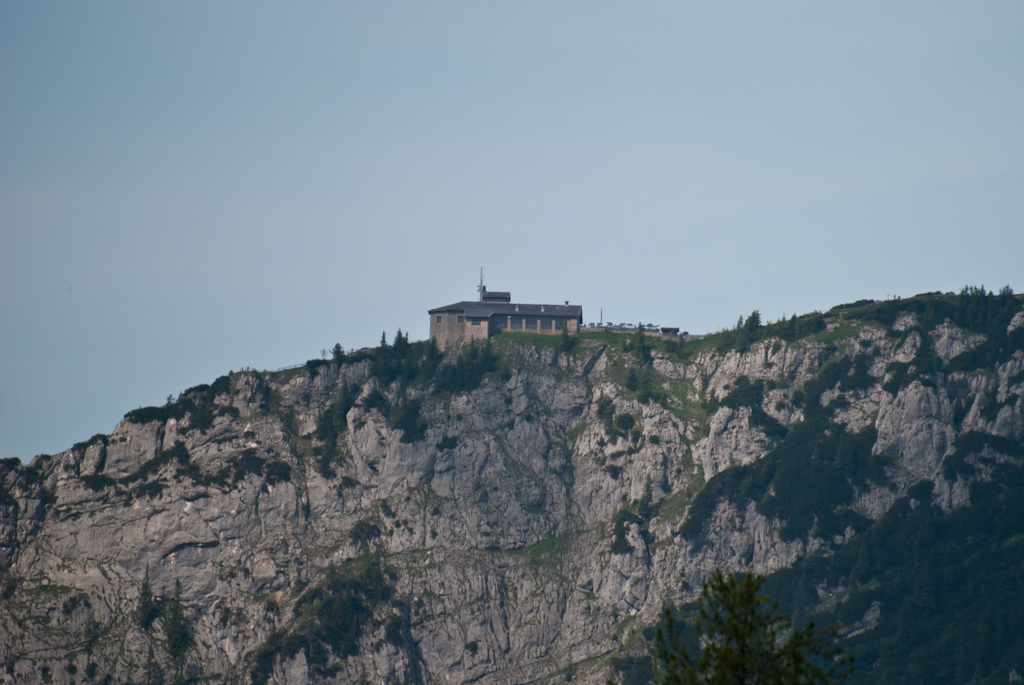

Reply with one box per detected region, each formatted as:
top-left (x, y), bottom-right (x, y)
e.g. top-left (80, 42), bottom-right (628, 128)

top-left (2, 1), bottom-right (1022, 460)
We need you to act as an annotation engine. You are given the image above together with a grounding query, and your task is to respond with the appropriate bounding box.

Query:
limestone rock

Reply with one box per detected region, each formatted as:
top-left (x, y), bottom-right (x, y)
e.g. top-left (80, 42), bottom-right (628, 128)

top-left (1, 311), bottom-right (1021, 685)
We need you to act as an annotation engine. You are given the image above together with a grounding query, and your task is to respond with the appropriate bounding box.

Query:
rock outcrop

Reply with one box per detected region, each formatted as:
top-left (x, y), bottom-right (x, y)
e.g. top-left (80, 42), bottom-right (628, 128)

top-left (1, 298), bottom-right (1022, 685)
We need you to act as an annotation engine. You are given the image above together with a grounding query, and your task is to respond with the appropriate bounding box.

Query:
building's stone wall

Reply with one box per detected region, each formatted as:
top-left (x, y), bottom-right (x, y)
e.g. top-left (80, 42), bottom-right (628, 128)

top-left (431, 313), bottom-right (580, 350)
top-left (430, 312), bottom-right (490, 351)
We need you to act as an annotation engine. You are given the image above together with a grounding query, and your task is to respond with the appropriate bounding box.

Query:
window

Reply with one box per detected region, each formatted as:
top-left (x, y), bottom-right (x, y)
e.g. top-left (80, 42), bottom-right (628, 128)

top-left (540, 318), bottom-right (552, 330)
top-left (525, 317), bottom-right (537, 330)
top-left (554, 318), bottom-right (564, 330)
top-left (511, 317), bottom-right (523, 329)
top-left (457, 315), bottom-right (465, 323)
top-left (436, 315), bottom-right (442, 324)
top-left (471, 318), bottom-right (481, 326)
top-left (495, 316), bottom-right (508, 329)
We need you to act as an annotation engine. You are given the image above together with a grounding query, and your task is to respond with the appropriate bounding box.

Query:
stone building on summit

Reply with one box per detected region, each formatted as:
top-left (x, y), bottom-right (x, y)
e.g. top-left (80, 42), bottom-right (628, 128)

top-left (429, 286), bottom-right (582, 351)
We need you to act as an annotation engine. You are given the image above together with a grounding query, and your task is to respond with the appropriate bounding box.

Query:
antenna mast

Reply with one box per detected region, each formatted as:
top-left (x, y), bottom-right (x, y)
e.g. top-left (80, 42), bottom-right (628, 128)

top-left (478, 268), bottom-right (484, 302)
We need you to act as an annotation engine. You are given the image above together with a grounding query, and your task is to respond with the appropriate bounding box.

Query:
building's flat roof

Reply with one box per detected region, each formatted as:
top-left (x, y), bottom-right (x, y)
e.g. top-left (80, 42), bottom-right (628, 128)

top-left (430, 301), bottom-right (582, 318)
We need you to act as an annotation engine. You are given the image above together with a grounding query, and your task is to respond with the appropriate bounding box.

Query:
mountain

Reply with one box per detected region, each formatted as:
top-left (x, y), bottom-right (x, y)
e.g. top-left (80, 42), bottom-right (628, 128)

top-left (1, 288), bottom-right (1022, 685)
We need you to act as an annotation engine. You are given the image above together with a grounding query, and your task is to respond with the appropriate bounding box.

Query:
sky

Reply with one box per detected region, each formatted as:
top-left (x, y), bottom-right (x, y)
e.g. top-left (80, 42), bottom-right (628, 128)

top-left (2, 0), bottom-right (1022, 461)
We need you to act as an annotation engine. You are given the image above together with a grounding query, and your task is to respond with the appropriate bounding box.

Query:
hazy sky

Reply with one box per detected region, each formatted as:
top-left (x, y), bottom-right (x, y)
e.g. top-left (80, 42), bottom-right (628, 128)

top-left (2, 0), bottom-right (1022, 461)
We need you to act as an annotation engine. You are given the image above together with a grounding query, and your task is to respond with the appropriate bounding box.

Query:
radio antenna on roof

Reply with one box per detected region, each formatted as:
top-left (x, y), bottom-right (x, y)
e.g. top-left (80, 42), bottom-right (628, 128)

top-left (478, 268), bottom-right (485, 302)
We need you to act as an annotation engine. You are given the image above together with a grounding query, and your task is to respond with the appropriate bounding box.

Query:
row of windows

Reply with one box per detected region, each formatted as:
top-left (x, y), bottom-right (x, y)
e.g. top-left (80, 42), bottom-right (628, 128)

top-left (494, 316), bottom-right (565, 330)
top-left (437, 314), bottom-right (568, 330)
top-left (437, 314), bottom-right (485, 325)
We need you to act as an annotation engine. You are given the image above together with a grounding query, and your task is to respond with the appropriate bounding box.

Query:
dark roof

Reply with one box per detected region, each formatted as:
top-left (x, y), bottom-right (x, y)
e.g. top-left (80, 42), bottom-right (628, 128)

top-left (481, 290), bottom-right (511, 302)
top-left (429, 301), bottom-right (582, 318)
top-left (429, 300), bottom-right (479, 314)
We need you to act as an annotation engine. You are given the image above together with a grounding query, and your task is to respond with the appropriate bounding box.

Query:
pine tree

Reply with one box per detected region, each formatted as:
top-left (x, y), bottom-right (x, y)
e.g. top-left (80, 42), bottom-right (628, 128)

top-left (654, 570), bottom-right (852, 685)
top-left (393, 328), bottom-right (409, 356)
top-left (135, 568), bottom-right (161, 630)
top-left (633, 323), bottom-right (649, 365)
top-left (745, 310), bottom-right (761, 334)
top-left (163, 580), bottom-right (191, 661)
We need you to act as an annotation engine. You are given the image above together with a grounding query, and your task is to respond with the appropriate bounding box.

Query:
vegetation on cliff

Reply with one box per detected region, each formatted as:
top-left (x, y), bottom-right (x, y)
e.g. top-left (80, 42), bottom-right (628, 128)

top-left (654, 570), bottom-right (852, 685)
top-left (1, 286), bottom-right (1021, 685)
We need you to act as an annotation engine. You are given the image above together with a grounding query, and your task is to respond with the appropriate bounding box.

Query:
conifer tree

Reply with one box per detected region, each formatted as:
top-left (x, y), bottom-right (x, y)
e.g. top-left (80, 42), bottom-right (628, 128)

top-left (654, 570), bottom-right (852, 685)
top-left (135, 568), bottom-right (161, 630)
top-left (163, 580), bottom-right (191, 661)
top-left (633, 323), bottom-right (649, 364)
top-left (745, 310), bottom-right (761, 335)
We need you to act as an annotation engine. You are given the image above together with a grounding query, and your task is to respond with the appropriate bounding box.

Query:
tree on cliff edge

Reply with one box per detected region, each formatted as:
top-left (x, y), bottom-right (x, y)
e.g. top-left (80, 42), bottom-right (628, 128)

top-left (654, 570), bottom-right (852, 685)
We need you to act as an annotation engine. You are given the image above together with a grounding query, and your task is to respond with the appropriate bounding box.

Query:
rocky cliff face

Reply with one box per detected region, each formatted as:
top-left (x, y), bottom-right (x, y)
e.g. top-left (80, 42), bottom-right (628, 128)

top-left (2, 294), bottom-right (1023, 685)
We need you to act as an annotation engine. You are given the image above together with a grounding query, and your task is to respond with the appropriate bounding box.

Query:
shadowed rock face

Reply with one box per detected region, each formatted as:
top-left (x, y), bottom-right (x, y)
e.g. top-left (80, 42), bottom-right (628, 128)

top-left (1, 310), bottom-right (1022, 685)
